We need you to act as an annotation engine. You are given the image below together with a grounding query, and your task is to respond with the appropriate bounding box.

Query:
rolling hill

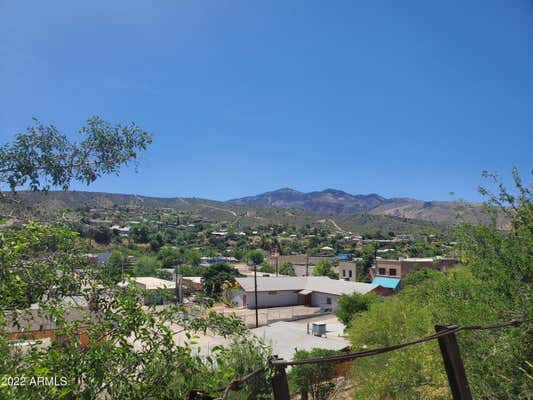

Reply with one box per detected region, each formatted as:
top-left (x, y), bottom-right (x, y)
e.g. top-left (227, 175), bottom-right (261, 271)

top-left (0, 190), bottom-right (452, 235)
top-left (230, 188), bottom-right (487, 224)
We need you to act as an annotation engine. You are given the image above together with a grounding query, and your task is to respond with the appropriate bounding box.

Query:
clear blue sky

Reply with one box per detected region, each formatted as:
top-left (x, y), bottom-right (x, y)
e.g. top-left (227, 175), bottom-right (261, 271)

top-left (1, 1), bottom-right (532, 201)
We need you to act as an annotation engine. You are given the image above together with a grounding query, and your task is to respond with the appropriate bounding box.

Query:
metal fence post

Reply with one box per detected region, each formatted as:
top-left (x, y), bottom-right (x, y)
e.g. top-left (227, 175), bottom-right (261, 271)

top-left (435, 325), bottom-right (472, 400)
top-left (271, 356), bottom-right (290, 400)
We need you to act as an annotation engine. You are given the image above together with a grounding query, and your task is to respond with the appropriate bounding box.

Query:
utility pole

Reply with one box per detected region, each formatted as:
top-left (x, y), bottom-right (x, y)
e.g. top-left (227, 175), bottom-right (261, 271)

top-left (175, 211), bottom-right (181, 304)
top-left (175, 265), bottom-right (179, 304)
top-left (254, 263), bottom-right (259, 328)
top-left (371, 241), bottom-right (378, 279)
top-left (175, 263), bottom-right (182, 304)
top-left (305, 255), bottom-right (309, 276)
top-left (275, 255), bottom-right (279, 277)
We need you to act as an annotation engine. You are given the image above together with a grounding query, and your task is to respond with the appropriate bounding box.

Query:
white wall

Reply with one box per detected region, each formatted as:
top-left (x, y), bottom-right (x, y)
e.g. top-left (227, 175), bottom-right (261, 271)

top-left (311, 292), bottom-right (340, 310)
top-left (245, 290), bottom-right (300, 309)
top-left (228, 289), bottom-right (341, 310)
top-left (227, 289), bottom-right (245, 307)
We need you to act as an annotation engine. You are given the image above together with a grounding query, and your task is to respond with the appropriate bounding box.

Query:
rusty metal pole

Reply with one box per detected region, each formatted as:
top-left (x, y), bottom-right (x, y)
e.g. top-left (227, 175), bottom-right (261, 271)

top-left (271, 356), bottom-right (290, 400)
top-left (435, 325), bottom-right (472, 400)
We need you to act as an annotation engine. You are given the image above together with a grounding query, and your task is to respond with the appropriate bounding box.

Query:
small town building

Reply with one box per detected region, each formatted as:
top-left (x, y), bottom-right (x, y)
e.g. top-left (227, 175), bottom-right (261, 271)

top-left (133, 277), bottom-right (176, 304)
top-left (370, 276), bottom-right (401, 295)
top-left (337, 258), bottom-right (362, 282)
top-left (370, 257), bottom-right (457, 288)
top-left (5, 296), bottom-right (98, 346)
top-left (86, 252), bottom-right (112, 266)
top-left (199, 256), bottom-right (238, 266)
top-left (267, 254), bottom-right (337, 276)
top-left (226, 276), bottom-right (388, 310)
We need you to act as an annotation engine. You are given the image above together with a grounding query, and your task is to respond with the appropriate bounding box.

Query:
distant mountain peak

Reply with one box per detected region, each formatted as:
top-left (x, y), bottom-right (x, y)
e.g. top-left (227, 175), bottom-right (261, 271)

top-left (321, 188), bottom-right (349, 195)
top-left (270, 187), bottom-right (302, 194)
top-left (230, 187), bottom-right (387, 214)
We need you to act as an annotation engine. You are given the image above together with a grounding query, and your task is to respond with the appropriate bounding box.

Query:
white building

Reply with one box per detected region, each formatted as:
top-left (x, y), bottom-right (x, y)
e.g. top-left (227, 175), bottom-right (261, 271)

top-left (227, 276), bottom-right (382, 310)
top-left (133, 277), bottom-right (176, 305)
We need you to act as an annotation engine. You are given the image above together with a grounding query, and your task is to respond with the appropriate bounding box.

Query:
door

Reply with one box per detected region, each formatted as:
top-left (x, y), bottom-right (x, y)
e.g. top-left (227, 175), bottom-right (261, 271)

top-left (242, 294), bottom-right (247, 308)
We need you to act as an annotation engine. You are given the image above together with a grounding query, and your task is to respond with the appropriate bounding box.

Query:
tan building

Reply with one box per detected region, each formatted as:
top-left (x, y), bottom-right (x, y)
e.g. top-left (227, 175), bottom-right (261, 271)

top-left (337, 259), bottom-right (361, 282)
top-left (5, 297), bottom-right (98, 347)
top-left (267, 255), bottom-right (337, 276)
top-left (133, 277), bottom-right (176, 304)
top-left (370, 257), bottom-right (457, 281)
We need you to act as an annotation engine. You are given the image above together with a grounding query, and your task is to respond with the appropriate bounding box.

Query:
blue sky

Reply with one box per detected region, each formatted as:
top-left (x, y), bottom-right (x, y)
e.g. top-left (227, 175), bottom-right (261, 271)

top-left (1, 1), bottom-right (532, 201)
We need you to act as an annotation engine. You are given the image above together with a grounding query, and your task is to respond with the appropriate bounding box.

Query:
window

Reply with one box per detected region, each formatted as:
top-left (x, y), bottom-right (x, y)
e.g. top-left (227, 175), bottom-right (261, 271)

top-left (378, 268), bottom-right (386, 275)
top-left (389, 268), bottom-right (397, 276)
top-left (349, 270), bottom-right (353, 278)
top-left (342, 270), bottom-right (346, 277)
top-left (326, 297), bottom-right (332, 305)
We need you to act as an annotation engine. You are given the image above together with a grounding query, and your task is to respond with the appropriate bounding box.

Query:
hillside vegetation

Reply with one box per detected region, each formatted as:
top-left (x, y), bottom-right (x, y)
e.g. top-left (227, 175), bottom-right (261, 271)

top-left (231, 187), bottom-right (495, 224)
top-left (1, 190), bottom-right (448, 235)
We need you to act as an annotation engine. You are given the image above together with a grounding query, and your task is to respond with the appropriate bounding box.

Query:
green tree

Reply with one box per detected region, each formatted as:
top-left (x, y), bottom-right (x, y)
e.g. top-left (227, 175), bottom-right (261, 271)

top-left (258, 263), bottom-right (274, 273)
top-left (90, 225), bottom-right (112, 245)
top-left (247, 249), bottom-right (265, 266)
top-left (130, 224), bottom-right (150, 243)
top-left (179, 264), bottom-right (205, 277)
top-left (312, 259), bottom-right (338, 279)
top-left (359, 242), bottom-right (377, 278)
top-left (335, 293), bottom-right (378, 327)
top-left (0, 120), bottom-right (272, 400)
top-left (279, 262), bottom-right (296, 276)
top-left (0, 116), bottom-right (151, 192)
top-left (107, 250), bottom-right (128, 280)
top-left (182, 248), bottom-right (201, 266)
top-left (157, 245), bottom-right (179, 267)
top-left (202, 262), bottom-right (242, 296)
top-left (289, 348), bottom-right (342, 400)
top-left (348, 169), bottom-right (533, 399)
top-left (402, 268), bottom-right (442, 287)
top-left (134, 255), bottom-right (162, 276)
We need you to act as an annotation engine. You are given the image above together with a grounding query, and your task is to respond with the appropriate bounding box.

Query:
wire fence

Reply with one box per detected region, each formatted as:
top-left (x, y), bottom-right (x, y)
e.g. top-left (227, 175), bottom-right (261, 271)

top-left (218, 305), bottom-right (329, 328)
top-left (189, 317), bottom-right (531, 400)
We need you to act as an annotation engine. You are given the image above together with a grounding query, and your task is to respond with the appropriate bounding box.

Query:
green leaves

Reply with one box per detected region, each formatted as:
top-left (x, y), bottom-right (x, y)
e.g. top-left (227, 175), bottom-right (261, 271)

top-left (201, 263), bottom-right (241, 297)
top-left (345, 169), bottom-right (533, 399)
top-left (0, 223), bottom-right (271, 399)
top-left (335, 292), bottom-right (378, 327)
top-left (0, 116), bottom-right (152, 192)
top-left (312, 259), bottom-right (338, 279)
top-left (289, 348), bottom-right (342, 400)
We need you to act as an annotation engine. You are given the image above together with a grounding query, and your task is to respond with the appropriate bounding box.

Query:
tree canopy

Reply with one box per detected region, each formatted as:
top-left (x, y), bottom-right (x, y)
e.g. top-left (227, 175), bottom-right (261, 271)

top-left (201, 262), bottom-right (242, 296)
top-left (0, 122), bottom-right (271, 400)
top-left (347, 169), bottom-right (533, 399)
top-left (0, 116), bottom-right (152, 192)
top-left (312, 259), bottom-right (338, 279)
top-left (335, 293), bottom-right (378, 327)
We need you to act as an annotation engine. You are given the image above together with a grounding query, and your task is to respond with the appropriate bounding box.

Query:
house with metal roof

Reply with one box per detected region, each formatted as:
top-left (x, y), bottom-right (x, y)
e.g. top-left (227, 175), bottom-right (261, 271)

top-left (371, 276), bottom-right (401, 291)
top-left (227, 276), bottom-right (388, 310)
top-left (133, 277), bottom-right (176, 304)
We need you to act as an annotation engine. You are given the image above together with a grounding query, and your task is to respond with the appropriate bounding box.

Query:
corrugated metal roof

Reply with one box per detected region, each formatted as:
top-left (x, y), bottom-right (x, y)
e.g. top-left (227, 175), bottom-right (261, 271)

top-left (371, 276), bottom-right (401, 289)
top-left (235, 276), bottom-right (378, 296)
top-left (134, 277), bottom-right (176, 290)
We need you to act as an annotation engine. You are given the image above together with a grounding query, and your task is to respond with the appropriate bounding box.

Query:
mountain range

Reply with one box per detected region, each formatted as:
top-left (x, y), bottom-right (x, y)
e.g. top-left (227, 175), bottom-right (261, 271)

top-left (0, 188), bottom-right (497, 236)
top-left (230, 188), bottom-right (485, 223)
